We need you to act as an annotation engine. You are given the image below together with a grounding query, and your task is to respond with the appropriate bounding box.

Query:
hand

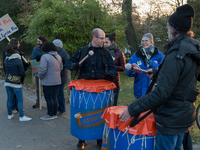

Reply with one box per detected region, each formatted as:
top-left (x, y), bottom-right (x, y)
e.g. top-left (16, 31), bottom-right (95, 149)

top-left (119, 108), bottom-right (131, 122)
top-left (36, 54), bottom-right (42, 62)
top-left (146, 68), bottom-right (153, 79)
top-left (71, 62), bottom-right (79, 70)
top-left (132, 63), bottom-right (141, 74)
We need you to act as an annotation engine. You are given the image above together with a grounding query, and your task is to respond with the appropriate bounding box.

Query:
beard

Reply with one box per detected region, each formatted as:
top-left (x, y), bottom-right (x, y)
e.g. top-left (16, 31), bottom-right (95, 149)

top-left (167, 31), bottom-right (173, 41)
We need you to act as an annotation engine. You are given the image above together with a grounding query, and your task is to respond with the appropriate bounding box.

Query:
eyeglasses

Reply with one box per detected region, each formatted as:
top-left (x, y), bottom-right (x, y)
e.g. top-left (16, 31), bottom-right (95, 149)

top-left (96, 36), bottom-right (105, 40)
top-left (141, 40), bottom-right (150, 43)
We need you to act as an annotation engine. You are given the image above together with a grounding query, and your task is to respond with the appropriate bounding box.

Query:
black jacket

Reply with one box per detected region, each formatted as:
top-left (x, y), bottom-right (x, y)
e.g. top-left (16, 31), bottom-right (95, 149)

top-left (128, 35), bottom-right (200, 135)
top-left (66, 43), bottom-right (116, 80)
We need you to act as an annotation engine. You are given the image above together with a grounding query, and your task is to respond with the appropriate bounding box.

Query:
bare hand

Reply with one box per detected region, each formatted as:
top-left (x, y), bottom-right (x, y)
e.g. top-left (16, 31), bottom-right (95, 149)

top-left (146, 68), bottom-right (153, 79)
top-left (119, 108), bottom-right (131, 122)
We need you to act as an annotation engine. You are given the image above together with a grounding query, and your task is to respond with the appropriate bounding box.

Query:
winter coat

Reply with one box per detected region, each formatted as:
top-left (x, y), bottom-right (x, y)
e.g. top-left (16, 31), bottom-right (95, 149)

top-left (66, 43), bottom-right (117, 80)
top-left (38, 51), bottom-right (63, 86)
top-left (30, 46), bottom-right (45, 60)
top-left (106, 44), bottom-right (126, 87)
top-left (126, 46), bottom-right (164, 98)
top-left (4, 53), bottom-right (26, 85)
top-left (128, 35), bottom-right (200, 135)
top-left (57, 48), bottom-right (69, 84)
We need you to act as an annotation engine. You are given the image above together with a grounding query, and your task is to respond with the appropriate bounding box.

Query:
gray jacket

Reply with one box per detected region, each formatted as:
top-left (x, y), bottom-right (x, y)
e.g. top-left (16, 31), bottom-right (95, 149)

top-left (38, 51), bottom-right (63, 86)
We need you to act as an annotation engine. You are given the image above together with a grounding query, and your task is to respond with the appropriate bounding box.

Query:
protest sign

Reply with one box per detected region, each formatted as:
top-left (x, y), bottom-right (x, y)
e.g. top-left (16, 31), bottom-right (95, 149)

top-left (0, 14), bottom-right (18, 41)
top-left (31, 59), bottom-right (40, 76)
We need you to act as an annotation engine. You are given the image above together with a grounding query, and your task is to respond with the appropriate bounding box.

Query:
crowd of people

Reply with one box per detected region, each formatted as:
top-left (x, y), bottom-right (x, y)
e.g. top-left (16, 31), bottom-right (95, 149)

top-left (2, 3), bottom-right (200, 150)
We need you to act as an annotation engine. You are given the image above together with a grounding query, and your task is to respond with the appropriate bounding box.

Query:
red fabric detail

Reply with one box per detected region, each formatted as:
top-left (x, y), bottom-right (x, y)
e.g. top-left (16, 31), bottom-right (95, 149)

top-left (68, 79), bottom-right (117, 93)
top-left (132, 63), bottom-right (141, 74)
top-left (101, 106), bottom-right (157, 136)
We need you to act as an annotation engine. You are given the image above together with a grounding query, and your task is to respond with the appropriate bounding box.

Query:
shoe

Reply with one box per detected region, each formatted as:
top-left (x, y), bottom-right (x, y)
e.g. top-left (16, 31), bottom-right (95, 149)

top-left (97, 139), bottom-right (102, 149)
top-left (54, 115), bottom-right (57, 119)
top-left (8, 114), bottom-right (14, 119)
top-left (12, 110), bottom-right (18, 114)
top-left (40, 115), bottom-right (54, 120)
top-left (32, 103), bottom-right (39, 108)
top-left (57, 112), bottom-right (66, 116)
top-left (77, 140), bottom-right (86, 149)
top-left (19, 115), bottom-right (32, 121)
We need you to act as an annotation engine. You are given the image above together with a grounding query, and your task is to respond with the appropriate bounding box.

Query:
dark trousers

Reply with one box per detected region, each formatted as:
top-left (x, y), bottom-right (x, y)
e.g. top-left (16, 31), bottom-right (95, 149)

top-left (182, 132), bottom-right (193, 150)
top-left (113, 86), bottom-right (120, 106)
top-left (43, 85), bottom-right (59, 116)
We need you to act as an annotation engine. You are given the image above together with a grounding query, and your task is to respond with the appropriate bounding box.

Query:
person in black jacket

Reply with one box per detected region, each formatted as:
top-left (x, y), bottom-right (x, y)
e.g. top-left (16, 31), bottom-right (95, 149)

top-left (66, 28), bottom-right (116, 149)
top-left (3, 38), bottom-right (30, 113)
top-left (119, 4), bottom-right (199, 150)
top-left (4, 43), bottom-right (32, 121)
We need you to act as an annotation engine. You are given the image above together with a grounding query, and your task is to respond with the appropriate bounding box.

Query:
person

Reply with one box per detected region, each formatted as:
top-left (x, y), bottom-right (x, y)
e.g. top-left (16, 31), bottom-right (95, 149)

top-left (126, 33), bottom-right (164, 99)
top-left (3, 38), bottom-right (31, 113)
top-left (104, 32), bottom-right (125, 106)
top-left (38, 42), bottom-right (63, 120)
top-left (119, 4), bottom-right (199, 150)
top-left (30, 35), bottom-right (47, 108)
top-left (53, 39), bottom-right (69, 115)
top-left (4, 43), bottom-right (32, 121)
top-left (66, 28), bottom-right (117, 149)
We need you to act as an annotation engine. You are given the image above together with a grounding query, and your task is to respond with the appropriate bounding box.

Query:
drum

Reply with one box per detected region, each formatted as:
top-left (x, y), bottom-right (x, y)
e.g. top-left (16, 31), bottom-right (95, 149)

top-left (101, 106), bottom-right (157, 150)
top-left (68, 79), bottom-right (116, 141)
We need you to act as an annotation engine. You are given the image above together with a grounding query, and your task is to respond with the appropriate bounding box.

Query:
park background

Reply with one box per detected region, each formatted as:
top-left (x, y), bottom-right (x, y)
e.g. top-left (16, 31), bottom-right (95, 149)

top-left (0, 0), bottom-right (200, 144)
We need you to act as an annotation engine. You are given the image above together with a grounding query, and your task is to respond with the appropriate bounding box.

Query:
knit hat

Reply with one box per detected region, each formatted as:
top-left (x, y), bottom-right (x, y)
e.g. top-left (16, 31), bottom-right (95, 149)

top-left (142, 33), bottom-right (154, 43)
top-left (168, 4), bottom-right (194, 31)
top-left (53, 39), bottom-right (63, 48)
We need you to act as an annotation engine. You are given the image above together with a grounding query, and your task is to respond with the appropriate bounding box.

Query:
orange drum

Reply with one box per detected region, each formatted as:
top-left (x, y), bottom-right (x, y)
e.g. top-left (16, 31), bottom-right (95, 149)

top-left (68, 79), bottom-right (116, 140)
top-left (101, 106), bottom-right (157, 150)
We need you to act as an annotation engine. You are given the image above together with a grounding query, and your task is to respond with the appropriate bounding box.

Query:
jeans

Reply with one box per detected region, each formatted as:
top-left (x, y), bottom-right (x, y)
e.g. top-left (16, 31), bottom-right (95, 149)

top-left (43, 85), bottom-right (58, 116)
top-left (155, 130), bottom-right (184, 150)
top-left (6, 86), bottom-right (24, 117)
top-left (57, 84), bottom-right (66, 113)
top-left (113, 86), bottom-right (120, 106)
top-left (12, 94), bottom-right (18, 111)
top-left (35, 76), bottom-right (39, 104)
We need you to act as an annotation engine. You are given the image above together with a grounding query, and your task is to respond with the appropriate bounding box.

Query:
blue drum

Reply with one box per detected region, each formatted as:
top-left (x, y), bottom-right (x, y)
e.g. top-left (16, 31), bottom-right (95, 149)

top-left (68, 79), bottom-right (116, 140)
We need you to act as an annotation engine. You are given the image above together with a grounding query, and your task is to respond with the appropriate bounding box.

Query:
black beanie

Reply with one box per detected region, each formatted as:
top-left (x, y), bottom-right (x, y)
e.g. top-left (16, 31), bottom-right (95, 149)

top-left (168, 4), bottom-right (194, 31)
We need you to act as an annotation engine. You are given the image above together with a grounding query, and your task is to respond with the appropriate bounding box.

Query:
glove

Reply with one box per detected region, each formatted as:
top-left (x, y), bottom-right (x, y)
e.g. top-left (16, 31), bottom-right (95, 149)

top-left (71, 62), bottom-right (79, 70)
top-left (132, 63), bottom-right (141, 74)
top-left (36, 54), bottom-right (42, 62)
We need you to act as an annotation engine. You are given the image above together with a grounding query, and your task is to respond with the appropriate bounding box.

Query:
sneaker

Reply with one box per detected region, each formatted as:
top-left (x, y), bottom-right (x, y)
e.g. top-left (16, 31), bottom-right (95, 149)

top-left (54, 115), bottom-right (57, 119)
top-left (32, 103), bottom-right (39, 109)
top-left (12, 110), bottom-right (18, 114)
top-left (57, 112), bottom-right (66, 116)
top-left (8, 114), bottom-right (14, 119)
top-left (77, 140), bottom-right (86, 149)
top-left (40, 115), bottom-right (54, 120)
top-left (19, 115), bottom-right (32, 121)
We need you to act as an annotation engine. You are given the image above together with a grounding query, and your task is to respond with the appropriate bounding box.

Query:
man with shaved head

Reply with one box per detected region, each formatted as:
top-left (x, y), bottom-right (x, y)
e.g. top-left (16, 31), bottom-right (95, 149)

top-left (66, 28), bottom-right (116, 149)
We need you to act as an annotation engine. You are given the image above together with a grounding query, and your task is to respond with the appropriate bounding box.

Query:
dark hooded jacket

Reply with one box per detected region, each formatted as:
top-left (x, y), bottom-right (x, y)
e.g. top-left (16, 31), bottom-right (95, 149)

top-left (128, 35), bottom-right (200, 135)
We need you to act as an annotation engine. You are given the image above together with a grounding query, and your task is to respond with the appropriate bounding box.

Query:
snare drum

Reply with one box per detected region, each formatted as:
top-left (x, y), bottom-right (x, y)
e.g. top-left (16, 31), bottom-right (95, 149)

top-left (101, 106), bottom-right (157, 150)
top-left (68, 79), bottom-right (116, 141)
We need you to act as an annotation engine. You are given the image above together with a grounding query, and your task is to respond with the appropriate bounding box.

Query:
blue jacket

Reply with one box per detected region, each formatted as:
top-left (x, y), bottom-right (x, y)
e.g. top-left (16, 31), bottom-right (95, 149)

top-left (126, 46), bottom-right (164, 98)
top-left (4, 53), bottom-right (26, 84)
top-left (30, 46), bottom-right (45, 60)
top-left (66, 43), bottom-right (116, 80)
top-left (57, 47), bottom-right (69, 84)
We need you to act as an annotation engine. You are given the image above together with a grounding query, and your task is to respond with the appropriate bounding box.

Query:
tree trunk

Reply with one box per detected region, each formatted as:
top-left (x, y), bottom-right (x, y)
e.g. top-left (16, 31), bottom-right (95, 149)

top-left (122, 0), bottom-right (138, 54)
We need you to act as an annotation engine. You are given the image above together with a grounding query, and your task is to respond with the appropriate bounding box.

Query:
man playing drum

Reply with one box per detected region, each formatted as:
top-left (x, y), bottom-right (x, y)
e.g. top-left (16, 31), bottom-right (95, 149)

top-left (66, 28), bottom-right (117, 149)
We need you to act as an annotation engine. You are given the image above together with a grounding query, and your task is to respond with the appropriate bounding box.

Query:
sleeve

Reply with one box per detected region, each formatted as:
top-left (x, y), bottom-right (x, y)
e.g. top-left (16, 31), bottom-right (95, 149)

top-left (62, 50), bottom-right (69, 69)
top-left (17, 59), bottom-right (26, 83)
top-left (30, 47), bottom-right (37, 60)
top-left (115, 50), bottom-right (126, 72)
top-left (128, 52), bottom-right (183, 117)
top-left (125, 54), bottom-right (137, 77)
top-left (38, 56), bottom-right (47, 79)
top-left (66, 48), bottom-right (81, 70)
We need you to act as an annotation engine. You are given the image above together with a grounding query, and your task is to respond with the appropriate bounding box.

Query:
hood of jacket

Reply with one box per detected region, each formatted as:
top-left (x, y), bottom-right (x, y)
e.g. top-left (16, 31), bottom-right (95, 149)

top-left (5, 53), bottom-right (21, 60)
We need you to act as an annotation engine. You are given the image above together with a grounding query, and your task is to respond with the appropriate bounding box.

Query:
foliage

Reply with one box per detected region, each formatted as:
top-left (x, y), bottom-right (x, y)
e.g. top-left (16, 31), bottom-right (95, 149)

top-left (19, 0), bottom-right (127, 56)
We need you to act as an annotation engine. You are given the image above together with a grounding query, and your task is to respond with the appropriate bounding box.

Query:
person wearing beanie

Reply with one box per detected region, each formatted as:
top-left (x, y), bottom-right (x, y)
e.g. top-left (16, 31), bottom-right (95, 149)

top-left (52, 39), bottom-right (69, 116)
top-left (120, 4), bottom-right (200, 150)
top-left (126, 33), bottom-right (164, 99)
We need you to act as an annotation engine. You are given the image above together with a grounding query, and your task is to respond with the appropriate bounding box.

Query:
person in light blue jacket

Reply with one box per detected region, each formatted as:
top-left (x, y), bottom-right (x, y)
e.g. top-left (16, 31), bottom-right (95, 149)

top-left (126, 33), bottom-right (164, 98)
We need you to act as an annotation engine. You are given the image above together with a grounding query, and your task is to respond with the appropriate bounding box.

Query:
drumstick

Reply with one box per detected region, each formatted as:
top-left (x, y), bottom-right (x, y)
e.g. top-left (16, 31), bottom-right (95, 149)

top-left (125, 63), bottom-right (152, 74)
top-left (79, 50), bottom-right (94, 65)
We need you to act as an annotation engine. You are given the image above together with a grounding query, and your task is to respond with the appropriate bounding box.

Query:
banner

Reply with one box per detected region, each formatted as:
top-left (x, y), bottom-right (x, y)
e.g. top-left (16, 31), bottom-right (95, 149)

top-left (0, 14), bottom-right (18, 41)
